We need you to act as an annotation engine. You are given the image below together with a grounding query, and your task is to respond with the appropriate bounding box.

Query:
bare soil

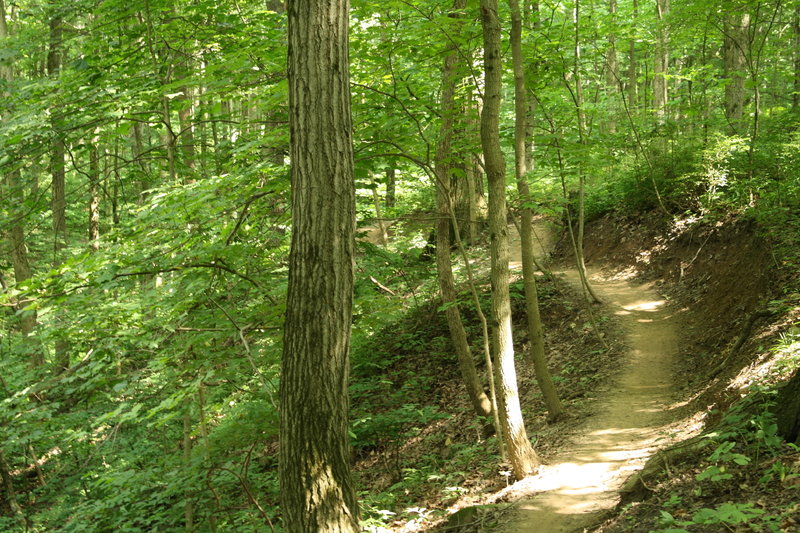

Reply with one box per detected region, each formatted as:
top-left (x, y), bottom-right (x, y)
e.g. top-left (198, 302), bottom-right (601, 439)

top-left (494, 223), bottom-right (688, 533)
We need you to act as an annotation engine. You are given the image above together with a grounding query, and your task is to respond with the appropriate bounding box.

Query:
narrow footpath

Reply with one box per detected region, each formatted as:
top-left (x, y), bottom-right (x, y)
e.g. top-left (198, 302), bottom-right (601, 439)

top-left (502, 223), bottom-right (681, 532)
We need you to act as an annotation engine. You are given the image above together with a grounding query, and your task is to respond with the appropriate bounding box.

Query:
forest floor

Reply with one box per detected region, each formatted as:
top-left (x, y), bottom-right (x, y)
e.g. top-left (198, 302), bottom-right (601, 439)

top-left (356, 212), bottom-right (797, 533)
top-left (495, 222), bottom-right (692, 532)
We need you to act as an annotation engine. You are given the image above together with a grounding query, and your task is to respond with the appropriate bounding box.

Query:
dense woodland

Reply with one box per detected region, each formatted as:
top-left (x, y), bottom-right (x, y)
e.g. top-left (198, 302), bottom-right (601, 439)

top-left (1, 0), bottom-right (800, 531)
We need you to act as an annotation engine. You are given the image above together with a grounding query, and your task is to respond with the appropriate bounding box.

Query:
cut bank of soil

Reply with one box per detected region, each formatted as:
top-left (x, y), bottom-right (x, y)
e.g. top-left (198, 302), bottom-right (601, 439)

top-left (497, 223), bottom-right (687, 532)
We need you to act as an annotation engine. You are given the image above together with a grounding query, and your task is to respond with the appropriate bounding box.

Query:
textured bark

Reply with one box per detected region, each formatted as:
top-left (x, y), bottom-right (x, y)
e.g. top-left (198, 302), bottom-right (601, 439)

top-left (48, 14), bottom-right (67, 262)
top-left (89, 134), bottom-right (101, 252)
top-left (509, 0), bottom-right (564, 421)
top-left (279, 1), bottom-right (359, 531)
top-left (571, 0), bottom-right (601, 304)
top-left (724, 13), bottom-right (749, 133)
top-left (1, 1), bottom-right (42, 368)
top-left (385, 167), bottom-right (396, 208)
top-left (434, 0), bottom-right (493, 422)
top-left (605, 0), bottom-right (619, 134)
top-left (627, 0), bottom-right (638, 109)
top-left (480, 0), bottom-right (540, 480)
top-left (794, 6), bottom-right (799, 111)
top-left (653, 0), bottom-right (669, 123)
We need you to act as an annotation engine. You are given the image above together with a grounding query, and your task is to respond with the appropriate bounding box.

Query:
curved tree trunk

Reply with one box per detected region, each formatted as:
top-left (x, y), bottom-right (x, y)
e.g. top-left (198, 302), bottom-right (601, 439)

top-left (571, 0), bottom-right (602, 304)
top-left (279, 1), bottom-right (359, 531)
top-left (480, 0), bottom-right (540, 480)
top-left (435, 0), bottom-right (493, 422)
top-left (508, 0), bottom-right (564, 422)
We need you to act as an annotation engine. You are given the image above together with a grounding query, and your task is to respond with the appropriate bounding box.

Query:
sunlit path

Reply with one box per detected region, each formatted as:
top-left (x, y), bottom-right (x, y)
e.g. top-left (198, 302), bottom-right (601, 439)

top-left (503, 224), bottom-right (679, 532)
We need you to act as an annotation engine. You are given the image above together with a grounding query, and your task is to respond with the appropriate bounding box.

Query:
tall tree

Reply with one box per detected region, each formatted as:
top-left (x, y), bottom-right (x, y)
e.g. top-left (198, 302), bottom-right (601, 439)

top-left (480, 0), bottom-right (540, 480)
top-left (1, 0), bottom-right (43, 367)
top-left (724, 12), bottom-right (749, 133)
top-left (508, 0), bottom-right (564, 421)
top-left (435, 0), bottom-right (493, 423)
top-left (653, 0), bottom-right (670, 124)
top-left (279, 0), bottom-right (359, 531)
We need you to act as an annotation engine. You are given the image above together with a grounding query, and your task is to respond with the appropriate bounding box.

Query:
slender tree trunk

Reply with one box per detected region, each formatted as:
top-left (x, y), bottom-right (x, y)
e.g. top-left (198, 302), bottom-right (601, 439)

top-left (794, 6), bottom-right (799, 111)
top-left (509, 0), bottom-right (564, 421)
top-left (480, 0), bottom-right (540, 480)
top-left (385, 167), bottom-right (396, 208)
top-left (183, 403), bottom-right (194, 532)
top-left (88, 132), bottom-right (101, 252)
top-left (1, 2), bottom-right (42, 368)
top-left (48, 11), bottom-right (70, 373)
top-left (434, 0), bottom-right (494, 423)
top-left (163, 98), bottom-right (178, 182)
top-left (279, 1), bottom-right (359, 530)
top-left (653, 0), bottom-right (669, 124)
top-left (628, 0), bottom-right (638, 110)
top-left (572, 0), bottom-right (602, 304)
top-left (605, 0), bottom-right (619, 134)
top-left (371, 186), bottom-right (388, 246)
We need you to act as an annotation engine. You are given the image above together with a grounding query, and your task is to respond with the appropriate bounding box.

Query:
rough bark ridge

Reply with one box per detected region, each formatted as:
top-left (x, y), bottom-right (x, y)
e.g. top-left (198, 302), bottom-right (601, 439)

top-left (480, 0), bottom-right (540, 480)
top-left (724, 13), bottom-right (749, 133)
top-left (435, 0), bottom-right (493, 422)
top-left (279, 1), bottom-right (359, 531)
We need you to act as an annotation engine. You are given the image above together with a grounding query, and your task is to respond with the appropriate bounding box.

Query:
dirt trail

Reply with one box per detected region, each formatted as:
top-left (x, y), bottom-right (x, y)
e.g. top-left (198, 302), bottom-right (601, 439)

top-left (502, 223), bottom-right (681, 532)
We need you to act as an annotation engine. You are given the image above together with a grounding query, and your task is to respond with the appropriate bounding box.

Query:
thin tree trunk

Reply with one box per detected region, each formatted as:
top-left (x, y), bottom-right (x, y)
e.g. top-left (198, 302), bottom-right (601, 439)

top-left (1, 2), bottom-right (42, 367)
top-left (627, 0), bottom-right (638, 110)
top-left (89, 132), bottom-right (101, 252)
top-left (480, 0), bottom-right (540, 480)
top-left (605, 0), bottom-right (619, 134)
top-left (48, 11), bottom-right (70, 373)
top-left (385, 167), bottom-right (396, 208)
top-left (434, 0), bottom-right (494, 423)
top-left (653, 0), bottom-right (669, 124)
top-left (509, 0), bottom-right (564, 421)
top-left (794, 6), bottom-right (799, 111)
top-left (279, 1), bottom-right (359, 530)
top-left (572, 0), bottom-right (602, 304)
top-left (372, 187), bottom-right (388, 246)
top-left (183, 404), bottom-right (194, 532)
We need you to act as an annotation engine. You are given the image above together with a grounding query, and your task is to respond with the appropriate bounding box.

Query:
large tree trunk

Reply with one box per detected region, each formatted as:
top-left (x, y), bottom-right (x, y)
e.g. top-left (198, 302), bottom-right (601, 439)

top-left (508, 0), bottom-right (564, 422)
top-left (279, 1), bottom-right (359, 531)
top-left (434, 0), bottom-right (493, 423)
top-left (480, 0), bottom-right (540, 481)
top-left (724, 13), bottom-right (749, 134)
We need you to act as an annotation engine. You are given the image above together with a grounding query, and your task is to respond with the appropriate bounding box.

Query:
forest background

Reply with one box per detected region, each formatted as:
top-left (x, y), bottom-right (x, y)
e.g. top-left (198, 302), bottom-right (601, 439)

top-left (1, 0), bottom-right (800, 531)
